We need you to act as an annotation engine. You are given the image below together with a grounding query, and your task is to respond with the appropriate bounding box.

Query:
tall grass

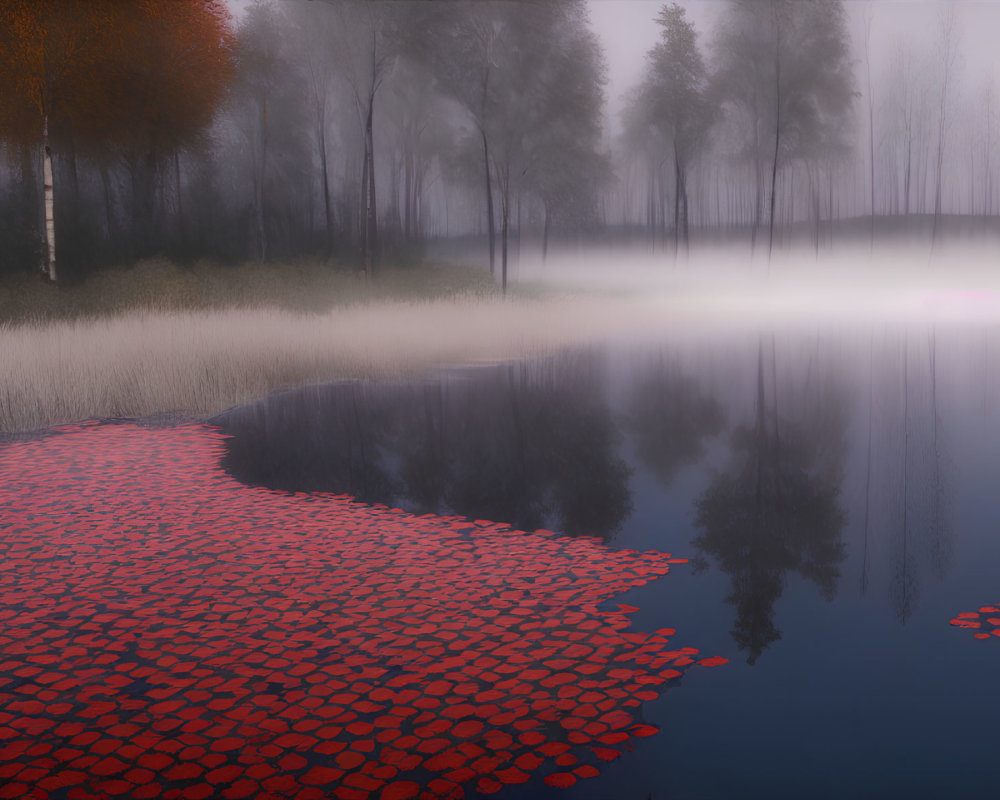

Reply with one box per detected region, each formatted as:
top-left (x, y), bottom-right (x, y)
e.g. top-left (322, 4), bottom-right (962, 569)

top-left (0, 294), bottom-right (684, 433)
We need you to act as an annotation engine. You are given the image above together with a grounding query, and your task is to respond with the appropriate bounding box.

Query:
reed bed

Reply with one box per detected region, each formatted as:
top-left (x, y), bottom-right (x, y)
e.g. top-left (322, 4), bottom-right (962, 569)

top-left (0, 293), bottom-right (688, 433)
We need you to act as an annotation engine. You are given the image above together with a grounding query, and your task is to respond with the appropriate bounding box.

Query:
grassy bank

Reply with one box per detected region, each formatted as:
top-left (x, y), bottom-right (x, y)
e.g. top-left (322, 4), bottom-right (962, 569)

top-left (0, 294), bottom-right (687, 433)
top-left (0, 258), bottom-right (509, 325)
top-left (0, 258), bottom-right (584, 432)
top-left (7, 247), bottom-right (998, 434)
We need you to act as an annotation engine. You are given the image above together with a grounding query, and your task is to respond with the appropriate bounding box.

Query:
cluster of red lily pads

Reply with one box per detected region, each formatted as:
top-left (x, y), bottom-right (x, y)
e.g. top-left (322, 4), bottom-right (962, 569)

top-left (0, 422), bottom-right (726, 799)
top-left (950, 605), bottom-right (1000, 640)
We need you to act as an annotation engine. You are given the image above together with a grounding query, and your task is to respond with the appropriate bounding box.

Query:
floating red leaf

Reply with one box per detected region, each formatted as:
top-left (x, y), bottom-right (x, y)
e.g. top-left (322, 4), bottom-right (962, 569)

top-left (950, 604), bottom-right (1000, 640)
top-left (0, 423), bottom-right (729, 797)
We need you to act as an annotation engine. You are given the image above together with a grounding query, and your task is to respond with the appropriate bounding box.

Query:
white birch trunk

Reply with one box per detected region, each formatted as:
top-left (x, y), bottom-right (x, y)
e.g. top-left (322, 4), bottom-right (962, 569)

top-left (42, 113), bottom-right (57, 281)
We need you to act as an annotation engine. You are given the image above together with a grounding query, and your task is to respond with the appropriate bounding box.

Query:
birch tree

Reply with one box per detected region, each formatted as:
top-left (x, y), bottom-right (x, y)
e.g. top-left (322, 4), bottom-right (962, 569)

top-left (0, 2), bottom-right (113, 280)
top-left (0, 0), bottom-right (233, 279)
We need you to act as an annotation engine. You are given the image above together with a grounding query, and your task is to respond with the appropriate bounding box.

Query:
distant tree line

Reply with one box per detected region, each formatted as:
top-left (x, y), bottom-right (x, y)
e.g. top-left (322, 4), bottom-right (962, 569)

top-left (0, 0), bottom-right (995, 285)
top-left (0, 0), bottom-right (606, 285)
top-left (617, 1), bottom-right (995, 256)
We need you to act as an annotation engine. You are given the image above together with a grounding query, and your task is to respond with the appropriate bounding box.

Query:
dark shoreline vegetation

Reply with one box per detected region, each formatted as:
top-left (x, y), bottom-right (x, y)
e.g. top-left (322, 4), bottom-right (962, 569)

top-left (0, 258), bottom-right (518, 326)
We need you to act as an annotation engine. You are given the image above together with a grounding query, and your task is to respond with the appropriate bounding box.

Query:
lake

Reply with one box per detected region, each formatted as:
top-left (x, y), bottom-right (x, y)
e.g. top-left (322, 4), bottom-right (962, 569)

top-left (1, 322), bottom-right (998, 799)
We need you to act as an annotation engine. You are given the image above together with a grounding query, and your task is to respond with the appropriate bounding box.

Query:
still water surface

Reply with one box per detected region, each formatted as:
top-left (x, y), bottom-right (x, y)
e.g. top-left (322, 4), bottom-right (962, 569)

top-left (214, 324), bottom-right (1000, 799)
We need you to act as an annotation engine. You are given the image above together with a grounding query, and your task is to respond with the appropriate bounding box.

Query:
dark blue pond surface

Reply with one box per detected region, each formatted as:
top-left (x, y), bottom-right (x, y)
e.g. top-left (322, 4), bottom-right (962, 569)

top-left (213, 325), bottom-right (1000, 800)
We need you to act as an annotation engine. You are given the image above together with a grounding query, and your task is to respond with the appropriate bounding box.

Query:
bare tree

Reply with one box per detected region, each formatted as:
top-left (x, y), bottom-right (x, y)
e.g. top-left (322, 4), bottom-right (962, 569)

top-left (931, 4), bottom-right (961, 242)
top-left (714, 0), bottom-right (854, 261)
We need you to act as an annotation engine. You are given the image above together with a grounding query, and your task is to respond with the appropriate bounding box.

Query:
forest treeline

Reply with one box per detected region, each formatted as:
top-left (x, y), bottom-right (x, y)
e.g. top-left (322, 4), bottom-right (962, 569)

top-left (0, 0), bottom-right (992, 286)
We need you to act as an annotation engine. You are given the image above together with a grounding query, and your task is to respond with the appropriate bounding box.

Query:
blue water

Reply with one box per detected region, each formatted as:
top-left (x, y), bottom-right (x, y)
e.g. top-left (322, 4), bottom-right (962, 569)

top-left (214, 324), bottom-right (1000, 800)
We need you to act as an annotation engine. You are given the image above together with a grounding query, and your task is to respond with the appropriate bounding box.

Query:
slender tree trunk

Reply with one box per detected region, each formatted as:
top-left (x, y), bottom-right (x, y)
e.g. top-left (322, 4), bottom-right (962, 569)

top-left (364, 89), bottom-right (377, 276)
top-left (99, 162), bottom-right (114, 244)
top-left (903, 130), bottom-right (912, 216)
top-left (658, 160), bottom-right (667, 244)
top-left (515, 191), bottom-right (521, 271)
top-left (255, 98), bottom-right (268, 262)
top-left (388, 148), bottom-right (401, 234)
top-left (811, 167), bottom-right (821, 256)
top-left (767, 41), bottom-right (781, 264)
top-left (767, 147), bottom-right (780, 262)
top-left (680, 170), bottom-right (689, 253)
top-left (500, 167), bottom-right (509, 295)
top-left (42, 113), bottom-right (57, 281)
top-left (673, 145), bottom-right (681, 260)
top-left (317, 105), bottom-right (333, 256)
top-left (985, 96), bottom-right (994, 215)
top-left (360, 146), bottom-right (370, 261)
top-left (403, 144), bottom-right (413, 240)
top-left (481, 130), bottom-right (495, 276)
top-left (174, 151), bottom-right (184, 247)
top-left (932, 9), bottom-right (956, 243)
top-left (542, 202), bottom-right (551, 264)
top-left (752, 110), bottom-right (762, 252)
top-left (414, 166), bottom-right (424, 238)
top-left (647, 157), bottom-right (656, 249)
top-left (865, 5), bottom-right (876, 249)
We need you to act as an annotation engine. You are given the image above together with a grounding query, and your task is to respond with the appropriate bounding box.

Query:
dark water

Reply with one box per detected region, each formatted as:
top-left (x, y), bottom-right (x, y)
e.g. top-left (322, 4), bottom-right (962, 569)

top-left (213, 326), bottom-right (1000, 800)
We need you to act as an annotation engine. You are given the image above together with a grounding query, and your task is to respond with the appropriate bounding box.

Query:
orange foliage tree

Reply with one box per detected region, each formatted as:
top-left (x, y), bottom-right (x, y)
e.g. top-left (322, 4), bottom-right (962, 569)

top-left (0, 1), bottom-right (235, 280)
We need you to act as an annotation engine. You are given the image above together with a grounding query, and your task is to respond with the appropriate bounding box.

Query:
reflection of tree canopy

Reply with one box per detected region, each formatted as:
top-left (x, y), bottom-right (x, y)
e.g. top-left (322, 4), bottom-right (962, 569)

top-left (215, 352), bottom-right (632, 540)
top-left (395, 355), bottom-right (633, 539)
top-left (694, 344), bottom-right (847, 664)
top-left (626, 354), bottom-right (726, 488)
top-left (217, 382), bottom-right (399, 501)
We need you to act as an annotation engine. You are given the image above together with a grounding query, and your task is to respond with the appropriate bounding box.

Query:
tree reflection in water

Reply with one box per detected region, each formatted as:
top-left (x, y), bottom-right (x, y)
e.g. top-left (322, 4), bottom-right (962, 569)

top-left (215, 351), bottom-right (632, 540)
top-left (625, 351), bottom-right (726, 490)
top-left (693, 339), bottom-right (847, 664)
top-left (864, 331), bottom-right (955, 624)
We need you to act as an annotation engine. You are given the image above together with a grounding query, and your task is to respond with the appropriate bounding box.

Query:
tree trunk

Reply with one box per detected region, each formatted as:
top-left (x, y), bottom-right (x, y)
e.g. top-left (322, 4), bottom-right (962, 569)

top-left (680, 172), bottom-right (689, 254)
top-left (767, 64), bottom-right (781, 263)
top-left (403, 143), bottom-right (413, 240)
top-left (42, 114), bottom-right (57, 281)
top-left (542, 202), bottom-right (551, 264)
top-left (99, 162), bottom-right (114, 245)
top-left (414, 165), bottom-right (424, 239)
top-left (482, 130), bottom-right (495, 276)
top-left (255, 98), bottom-right (268, 261)
top-left (672, 148), bottom-right (681, 260)
top-left (752, 114), bottom-right (762, 252)
top-left (500, 167), bottom-right (509, 295)
top-left (360, 146), bottom-right (370, 261)
top-left (515, 191), bottom-right (521, 272)
top-left (865, 6), bottom-right (876, 249)
top-left (317, 105), bottom-right (333, 256)
top-left (903, 130), bottom-right (912, 216)
top-left (174, 151), bottom-right (185, 247)
top-left (364, 89), bottom-right (377, 276)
